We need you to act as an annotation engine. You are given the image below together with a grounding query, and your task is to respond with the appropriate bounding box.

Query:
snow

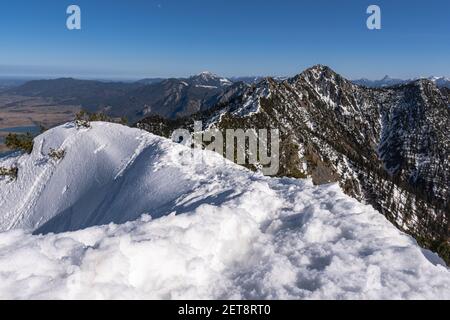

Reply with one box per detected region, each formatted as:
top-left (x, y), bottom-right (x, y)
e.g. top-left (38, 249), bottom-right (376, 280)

top-left (198, 71), bottom-right (215, 76)
top-left (233, 84), bottom-right (271, 117)
top-left (192, 71), bottom-right (232, 87)
top-left (0, 122), bottom-right (449, 299)
top-left (220, 78), bottom-right (233, 86)
top-left (0, 122), bottom-right (199, 233)
top-left (195, 85), bottom-right (218, 89)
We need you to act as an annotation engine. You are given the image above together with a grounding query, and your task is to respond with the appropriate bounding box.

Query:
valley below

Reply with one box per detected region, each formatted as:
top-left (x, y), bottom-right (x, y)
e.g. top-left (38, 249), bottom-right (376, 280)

top-left (0, 95), bottom-right (80, 153)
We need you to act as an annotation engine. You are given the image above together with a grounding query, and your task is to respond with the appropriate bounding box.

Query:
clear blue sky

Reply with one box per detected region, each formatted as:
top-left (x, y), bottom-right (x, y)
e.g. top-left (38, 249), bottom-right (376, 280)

top-left (0, 0), bottom-right (449, 80)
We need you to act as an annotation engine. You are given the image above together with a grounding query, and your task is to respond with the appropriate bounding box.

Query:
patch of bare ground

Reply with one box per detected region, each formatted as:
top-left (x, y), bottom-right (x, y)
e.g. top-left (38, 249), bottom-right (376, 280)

top-left (0, 95), bottom-right (80, 151)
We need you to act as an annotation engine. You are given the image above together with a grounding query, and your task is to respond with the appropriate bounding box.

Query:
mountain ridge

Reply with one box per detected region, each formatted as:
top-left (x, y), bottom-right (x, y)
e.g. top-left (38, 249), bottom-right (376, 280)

top-left (4, 73), bottom-right (237, 122)
top-left (353, 75), bottom-right (450, 88)
top-left (137, 65), bottom-right (450, 262)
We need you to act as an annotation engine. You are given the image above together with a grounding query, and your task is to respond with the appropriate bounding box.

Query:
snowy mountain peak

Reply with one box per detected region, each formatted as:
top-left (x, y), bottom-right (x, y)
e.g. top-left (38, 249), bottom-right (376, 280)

top-left (410, 78), bottom-right (438, 89)
top-left (429, 76), bottom-right (450, 88)
top-left (189, 71), bottom-right (232, 87)
top-left (299, 65), bottom-right (346, 83)
top-left (292, 65), bottom-right (354, 93)
top-left (197, 71), bottom-right (218, 78)
top-left (308, 64), bottom-right (329, 71)
top-left (304, 64), bottom-right (336, 77)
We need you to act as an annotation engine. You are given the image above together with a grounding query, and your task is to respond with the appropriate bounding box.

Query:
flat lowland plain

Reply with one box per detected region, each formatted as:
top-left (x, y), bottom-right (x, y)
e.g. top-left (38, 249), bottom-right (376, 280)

top-left (0, 95), bottom-right (80, 153)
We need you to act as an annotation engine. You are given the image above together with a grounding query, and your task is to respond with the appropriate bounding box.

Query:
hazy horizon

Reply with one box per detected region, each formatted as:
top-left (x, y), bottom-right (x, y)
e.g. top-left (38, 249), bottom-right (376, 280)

top-left (0, 66), bottom-right (448, 82)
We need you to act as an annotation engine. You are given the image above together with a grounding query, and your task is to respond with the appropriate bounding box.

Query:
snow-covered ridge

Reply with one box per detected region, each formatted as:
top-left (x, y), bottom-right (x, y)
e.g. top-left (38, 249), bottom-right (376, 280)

top-left (0, 122), bottom-right (209, 233)
top-left (0, 123), bottom-right (449, 299)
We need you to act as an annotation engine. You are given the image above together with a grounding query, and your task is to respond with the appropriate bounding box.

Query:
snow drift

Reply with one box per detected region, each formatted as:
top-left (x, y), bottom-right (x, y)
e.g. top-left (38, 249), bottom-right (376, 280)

top-left (0, 122), bottom-right (449, 299)
top-left (0, 122), bottom-right (202, 233)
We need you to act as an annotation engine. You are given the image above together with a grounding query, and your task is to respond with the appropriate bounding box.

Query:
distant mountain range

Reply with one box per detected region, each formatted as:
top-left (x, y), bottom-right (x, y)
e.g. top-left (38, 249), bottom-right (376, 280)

top-left (230, 76), bottom-right (288, 84)
top-left (353, 75), bottom-right (450, 88)
top-left (3, 72), bottom-right (449, 123)
top-left (4, 72), bottom-right (236, 122)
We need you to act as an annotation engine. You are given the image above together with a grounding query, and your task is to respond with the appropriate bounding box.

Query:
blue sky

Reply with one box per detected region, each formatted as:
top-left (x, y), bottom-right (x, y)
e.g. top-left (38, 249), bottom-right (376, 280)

top-left (0, 0), bottom-right (449, 79)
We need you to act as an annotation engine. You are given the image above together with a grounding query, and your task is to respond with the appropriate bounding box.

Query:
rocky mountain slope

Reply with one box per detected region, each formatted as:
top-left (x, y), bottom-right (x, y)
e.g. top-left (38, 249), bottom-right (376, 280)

top-left (137, 65), bottom-right (450, 262)
top-left (0, 122), bottom-right (448, 299)
top-left (442, 87), bottom-right (450, 103)
top-left (107, 72), bottom-right (237, 121)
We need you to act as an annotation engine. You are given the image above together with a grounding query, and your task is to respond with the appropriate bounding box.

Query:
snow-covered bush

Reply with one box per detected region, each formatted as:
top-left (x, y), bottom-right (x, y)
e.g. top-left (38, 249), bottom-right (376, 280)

top-left (48, 148), bottom-right (66, 161)
top-left (75, 110), bottom-right (91, 129)
top-left (0, 166), bottom-right (18, 181)
top-left (75, 119), bottom-right (91, 129)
